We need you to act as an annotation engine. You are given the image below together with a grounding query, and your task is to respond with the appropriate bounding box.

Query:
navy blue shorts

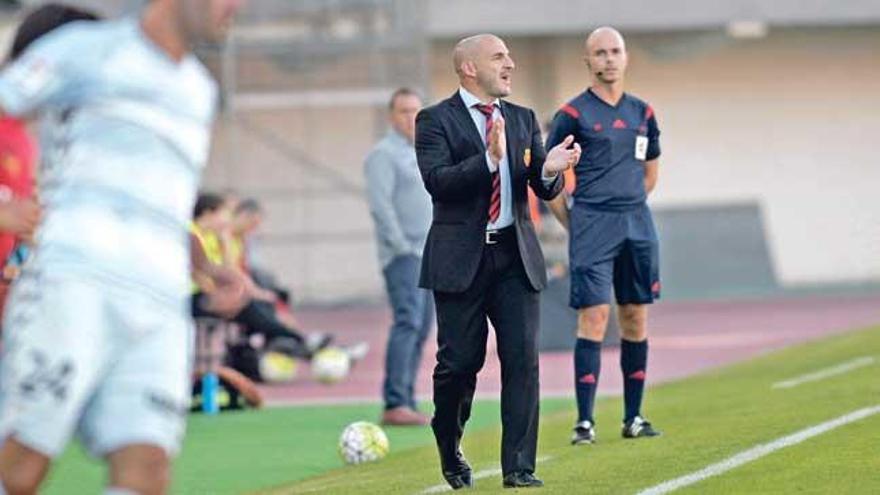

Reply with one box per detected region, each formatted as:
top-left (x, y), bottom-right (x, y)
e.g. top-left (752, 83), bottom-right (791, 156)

top-left (568, 204), bottom-right (661, 308)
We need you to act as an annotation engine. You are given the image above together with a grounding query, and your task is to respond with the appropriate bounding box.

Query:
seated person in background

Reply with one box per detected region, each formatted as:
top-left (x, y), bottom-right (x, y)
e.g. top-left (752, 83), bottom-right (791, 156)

top-left (227, 198), bottom-right (265, 277)
top-left (190, 191), bottom-right (330, 359)
top-left (228, 197), bottom-right (306, 330)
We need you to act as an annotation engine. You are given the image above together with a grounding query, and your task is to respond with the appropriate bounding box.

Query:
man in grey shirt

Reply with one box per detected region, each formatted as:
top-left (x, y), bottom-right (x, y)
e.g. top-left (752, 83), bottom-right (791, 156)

top-left (365, 88), bottom-right (434, 426)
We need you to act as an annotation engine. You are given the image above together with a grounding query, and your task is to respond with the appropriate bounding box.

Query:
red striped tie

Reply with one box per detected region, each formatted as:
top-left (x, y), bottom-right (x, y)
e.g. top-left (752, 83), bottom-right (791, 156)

top-left (475, 103), bottom-right (501, 223)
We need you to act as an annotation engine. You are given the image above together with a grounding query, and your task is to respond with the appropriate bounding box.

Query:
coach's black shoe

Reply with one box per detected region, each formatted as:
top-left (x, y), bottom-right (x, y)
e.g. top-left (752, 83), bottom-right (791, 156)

top-left (442, 451), bottom-right (473, 490)
top-left (502, 472), bottom-right (544, 488)
top-left (571, 420), bottom-right (596, 445)
top-left (443, 467), bottom-right (473, 490)
top-left (622, 416), bottom-right (662, 439)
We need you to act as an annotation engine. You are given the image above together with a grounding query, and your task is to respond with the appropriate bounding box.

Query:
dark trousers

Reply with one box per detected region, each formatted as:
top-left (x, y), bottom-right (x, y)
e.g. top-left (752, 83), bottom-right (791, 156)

top-left (192, 294), bottom-right (307, 356)
top-left (431, 231), bottom-right (540, 476)
top-left (382, 255), bottom-right (434, 410)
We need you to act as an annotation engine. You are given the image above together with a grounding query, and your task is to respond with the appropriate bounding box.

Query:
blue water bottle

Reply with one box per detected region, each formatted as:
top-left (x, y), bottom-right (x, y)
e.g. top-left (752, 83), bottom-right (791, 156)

top-left (201, 372), bottom-right (219, 415)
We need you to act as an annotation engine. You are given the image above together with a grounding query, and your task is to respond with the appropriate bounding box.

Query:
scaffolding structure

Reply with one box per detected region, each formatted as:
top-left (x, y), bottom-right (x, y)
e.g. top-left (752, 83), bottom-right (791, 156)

top-left (209, 0), bottom-right (430, 303)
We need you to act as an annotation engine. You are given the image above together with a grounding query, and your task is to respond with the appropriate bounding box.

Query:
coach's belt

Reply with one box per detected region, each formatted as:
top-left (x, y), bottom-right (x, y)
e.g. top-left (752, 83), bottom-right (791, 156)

top-left (485, 226), bottom-right (515, 245)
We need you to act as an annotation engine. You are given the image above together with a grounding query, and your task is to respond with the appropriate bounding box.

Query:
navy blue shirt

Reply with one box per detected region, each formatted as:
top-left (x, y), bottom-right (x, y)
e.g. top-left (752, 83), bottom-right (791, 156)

top-left (546, 89), bottom-right (660, 210)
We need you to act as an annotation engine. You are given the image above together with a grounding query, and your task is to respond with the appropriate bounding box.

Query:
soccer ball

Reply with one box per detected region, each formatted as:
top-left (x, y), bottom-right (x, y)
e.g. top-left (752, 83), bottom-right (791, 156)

top-left (338, 421), bottom-right (389, 465)
top-left (258, 351), bottom-right (299, 383)
top-left (311, 347), bottom-right (351, 384)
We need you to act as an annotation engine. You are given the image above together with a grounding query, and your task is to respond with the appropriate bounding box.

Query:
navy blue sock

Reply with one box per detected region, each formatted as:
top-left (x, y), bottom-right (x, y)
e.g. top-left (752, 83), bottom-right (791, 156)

top-left (574, 338), bottom-right (602, 424)
top-left (621, 339), bottom-right (648, 422)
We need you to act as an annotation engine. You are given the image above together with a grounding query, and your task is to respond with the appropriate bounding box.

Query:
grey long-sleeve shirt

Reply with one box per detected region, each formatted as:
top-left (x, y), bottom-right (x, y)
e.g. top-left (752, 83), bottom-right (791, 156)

top-left (364, 130), bottom-right (432, 268)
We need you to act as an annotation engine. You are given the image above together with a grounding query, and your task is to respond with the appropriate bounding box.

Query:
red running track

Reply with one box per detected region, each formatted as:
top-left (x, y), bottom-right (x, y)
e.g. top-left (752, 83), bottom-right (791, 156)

top-left (258, 294), bottom-right (880, 406)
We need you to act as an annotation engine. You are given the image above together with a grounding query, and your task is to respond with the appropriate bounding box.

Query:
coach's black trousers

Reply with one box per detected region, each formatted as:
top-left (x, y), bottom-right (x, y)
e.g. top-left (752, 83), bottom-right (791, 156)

top-left (431, 230), bottom-right (540, 477)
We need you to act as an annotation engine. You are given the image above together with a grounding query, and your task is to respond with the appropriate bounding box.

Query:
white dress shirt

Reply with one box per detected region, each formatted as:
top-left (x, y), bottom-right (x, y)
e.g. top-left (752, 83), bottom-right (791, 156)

top-left (458, 87), bottom-right (514, 230)
top-left (458, 87), bottom-right (558, 231)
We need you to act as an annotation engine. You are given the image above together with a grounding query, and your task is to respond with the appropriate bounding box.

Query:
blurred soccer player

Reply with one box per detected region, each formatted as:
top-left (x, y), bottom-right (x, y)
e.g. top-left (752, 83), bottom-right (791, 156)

top-left (0, 3), bottom-right (100, 291)
top-left (0, 1), bottom-right (244, 494)
top-left (0, 5), bottom-right (99, 324)
top-left (546, 27), bottom-right (663, 446)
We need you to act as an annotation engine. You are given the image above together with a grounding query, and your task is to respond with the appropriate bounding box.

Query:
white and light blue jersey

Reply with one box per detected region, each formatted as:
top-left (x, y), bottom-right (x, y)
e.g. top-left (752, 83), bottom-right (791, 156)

top-left (0, 18), bottom-right (217, 305)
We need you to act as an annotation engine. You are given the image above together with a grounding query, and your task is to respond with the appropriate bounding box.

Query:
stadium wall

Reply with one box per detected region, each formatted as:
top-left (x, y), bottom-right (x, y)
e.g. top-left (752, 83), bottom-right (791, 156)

top-left (2, 6), bottom-right (875, 302)
top-left (202, 26), bottom-right (880, 301)
top-left (429, 26), bottom-right (879, 288)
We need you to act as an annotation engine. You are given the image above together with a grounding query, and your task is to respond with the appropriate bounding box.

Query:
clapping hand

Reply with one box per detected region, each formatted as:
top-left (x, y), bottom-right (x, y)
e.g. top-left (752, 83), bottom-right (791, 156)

top-left (544, 135), bottom-right (582, 174)
top-left (487, 116), bottom-right (506, 167)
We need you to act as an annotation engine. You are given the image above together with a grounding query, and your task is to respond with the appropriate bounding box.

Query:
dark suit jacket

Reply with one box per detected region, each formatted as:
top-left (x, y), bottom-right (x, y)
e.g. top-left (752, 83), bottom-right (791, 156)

top-left (415, 91), bottom-right (564, 293)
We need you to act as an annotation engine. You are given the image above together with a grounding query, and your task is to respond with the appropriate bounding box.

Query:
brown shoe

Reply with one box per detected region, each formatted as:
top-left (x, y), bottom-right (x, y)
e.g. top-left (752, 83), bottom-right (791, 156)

top-left (381, 407), bottom-right (431, 426)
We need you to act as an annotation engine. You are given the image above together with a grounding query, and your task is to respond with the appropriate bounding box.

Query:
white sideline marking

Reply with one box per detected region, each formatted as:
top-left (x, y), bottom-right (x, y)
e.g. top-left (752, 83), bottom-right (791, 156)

top-left (772, 356), bottom-right (876, 389)
top-left (636, 404), bottom-right (880, 495)
top-left (420, 456), bottom-right (553, 494)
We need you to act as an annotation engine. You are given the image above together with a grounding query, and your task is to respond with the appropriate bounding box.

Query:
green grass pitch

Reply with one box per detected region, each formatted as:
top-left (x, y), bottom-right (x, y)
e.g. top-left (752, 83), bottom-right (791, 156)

top-left (44, 326), bottom-right (879, 494)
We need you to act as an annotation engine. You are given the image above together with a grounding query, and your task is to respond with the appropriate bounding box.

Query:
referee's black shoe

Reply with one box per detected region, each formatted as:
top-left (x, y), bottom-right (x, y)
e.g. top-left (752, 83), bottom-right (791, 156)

top-left (622, 416), bottom-right (662, 439)
top-left (503, 472), bottom-right (544, 488)
top-left (570, 420), bottom-right (596, 445)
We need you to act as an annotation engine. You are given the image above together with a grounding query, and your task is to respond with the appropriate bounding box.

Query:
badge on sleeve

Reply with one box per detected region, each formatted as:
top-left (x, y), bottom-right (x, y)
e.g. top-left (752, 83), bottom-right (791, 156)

top-left (523, 148), bottom-right (531, 167)
top-left (635, 136), bottom-right (648, 161)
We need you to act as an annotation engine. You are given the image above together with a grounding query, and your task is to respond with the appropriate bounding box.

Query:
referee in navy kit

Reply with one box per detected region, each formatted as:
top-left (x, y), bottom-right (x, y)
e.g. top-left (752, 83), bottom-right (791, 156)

top-left (546, 26), bottom-right (663, 446)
